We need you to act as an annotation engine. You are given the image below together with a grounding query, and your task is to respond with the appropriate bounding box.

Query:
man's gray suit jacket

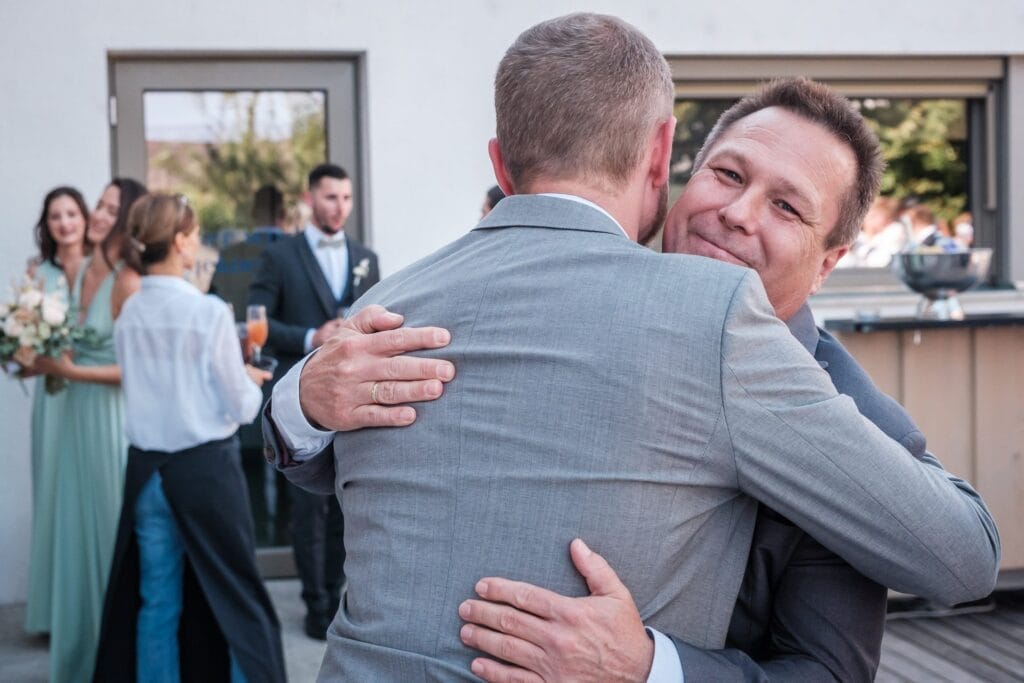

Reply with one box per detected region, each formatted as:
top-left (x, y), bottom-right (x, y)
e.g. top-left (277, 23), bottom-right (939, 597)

top-left (275, 195), bottom-right (999, 681)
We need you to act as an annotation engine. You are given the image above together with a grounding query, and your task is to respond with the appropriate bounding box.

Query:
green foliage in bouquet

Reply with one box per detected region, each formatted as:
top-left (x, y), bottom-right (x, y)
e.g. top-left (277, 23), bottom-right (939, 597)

top-left (0, 276), bottom-right (99, 394)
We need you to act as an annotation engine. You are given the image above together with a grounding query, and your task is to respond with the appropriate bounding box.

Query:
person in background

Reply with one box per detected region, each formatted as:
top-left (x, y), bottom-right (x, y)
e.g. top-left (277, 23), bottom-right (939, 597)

top-left (93, 193), bottom-right (285, 683)
top-left (481, 184), bottom-right (505, 218)
top-left (905, 203), bottom-right (941, 247)
top-left (248, 163), bottom-right (380, 640)
top-left (34, 177), bottom-right (148, 682)
top-left (210, 183), bottom-right (293, 546)
top-left (837, 195), bottom-right (905, 267)
top-left (22, 186), bottom-right (91, 637)
top-left (953, 212), bottom-right (975, 248)
top-left (252, 183), bottom-right (292, 239)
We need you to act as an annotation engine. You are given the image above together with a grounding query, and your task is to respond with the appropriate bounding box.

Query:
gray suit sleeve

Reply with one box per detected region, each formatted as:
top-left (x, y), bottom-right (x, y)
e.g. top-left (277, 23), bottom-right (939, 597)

top-left (720, 271), bottom-right (999, 605)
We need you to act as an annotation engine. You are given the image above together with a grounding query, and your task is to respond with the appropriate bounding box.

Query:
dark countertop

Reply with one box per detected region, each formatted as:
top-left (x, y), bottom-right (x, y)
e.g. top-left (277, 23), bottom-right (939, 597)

top-left (824, 313), bottom-right (1024, 333)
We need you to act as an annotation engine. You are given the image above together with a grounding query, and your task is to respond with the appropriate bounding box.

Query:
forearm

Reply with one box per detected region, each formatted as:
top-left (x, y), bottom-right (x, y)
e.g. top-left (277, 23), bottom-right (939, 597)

top-left (67, 363), bottom-right (121, 386)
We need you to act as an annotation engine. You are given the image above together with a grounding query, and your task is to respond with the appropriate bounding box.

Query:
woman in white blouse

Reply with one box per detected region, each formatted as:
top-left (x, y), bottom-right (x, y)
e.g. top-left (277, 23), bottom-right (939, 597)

top-left (93, 194), bottom-right (286, 683)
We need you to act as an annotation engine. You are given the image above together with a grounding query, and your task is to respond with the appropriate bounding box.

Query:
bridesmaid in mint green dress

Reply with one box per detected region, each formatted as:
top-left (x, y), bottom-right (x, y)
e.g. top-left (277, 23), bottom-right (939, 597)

top-left (23, 187), bottom-right (90, 635)
top-left (35, 178), bottom-right (147, 682)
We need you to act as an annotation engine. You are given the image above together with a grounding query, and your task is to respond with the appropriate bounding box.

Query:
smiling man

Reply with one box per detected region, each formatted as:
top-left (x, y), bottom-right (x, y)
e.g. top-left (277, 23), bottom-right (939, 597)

top-left (667, 107), bottom-right (853, 321)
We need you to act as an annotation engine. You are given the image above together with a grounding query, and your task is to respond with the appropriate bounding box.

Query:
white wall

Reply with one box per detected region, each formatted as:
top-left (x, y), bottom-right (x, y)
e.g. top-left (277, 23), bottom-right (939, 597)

top-left (1, 0), bottom-right (1022, 603)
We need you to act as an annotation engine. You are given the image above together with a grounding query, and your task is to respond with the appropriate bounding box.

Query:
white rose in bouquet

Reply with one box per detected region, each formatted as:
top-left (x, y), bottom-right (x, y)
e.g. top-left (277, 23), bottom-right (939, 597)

top-left (41, 294), bottom-right (66, 326)
top-left (2, 272), bottom-right (96, 394)
top-left (19, 325), bottom-right (39, 348)
top-left (3, 315), bottom-right (24, 338)
top-left (18, 288), bottom-right (43, 310)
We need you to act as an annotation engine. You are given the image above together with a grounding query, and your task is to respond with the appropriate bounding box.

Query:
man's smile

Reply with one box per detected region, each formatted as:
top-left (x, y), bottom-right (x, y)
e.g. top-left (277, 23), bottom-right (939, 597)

top-left (690, 232), bottom-right (752, 268)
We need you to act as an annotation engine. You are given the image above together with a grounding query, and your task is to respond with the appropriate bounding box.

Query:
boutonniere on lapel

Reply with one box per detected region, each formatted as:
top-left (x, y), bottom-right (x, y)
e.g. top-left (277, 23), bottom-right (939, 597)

top-left (352, 258), bottom-right (371, 288)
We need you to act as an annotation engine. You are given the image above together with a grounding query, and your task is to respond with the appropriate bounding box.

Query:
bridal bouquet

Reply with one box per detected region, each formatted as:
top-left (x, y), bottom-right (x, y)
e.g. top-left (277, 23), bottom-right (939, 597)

top-left (0, 274), bottom-right (94, 394)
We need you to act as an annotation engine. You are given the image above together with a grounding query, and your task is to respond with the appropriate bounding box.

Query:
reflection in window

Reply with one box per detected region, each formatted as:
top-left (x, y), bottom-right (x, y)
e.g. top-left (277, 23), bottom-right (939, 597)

top-left (669, 97), bottom-right (973, 269)
top-left (143, 91), bottom-right (326, 235)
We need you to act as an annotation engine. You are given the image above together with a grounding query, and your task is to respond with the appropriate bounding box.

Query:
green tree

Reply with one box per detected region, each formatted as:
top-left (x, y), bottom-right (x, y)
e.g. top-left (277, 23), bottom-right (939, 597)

top-left (856, 98), bottom-right (967, 222)
top-left (151, 92), bottom-right (326, 235)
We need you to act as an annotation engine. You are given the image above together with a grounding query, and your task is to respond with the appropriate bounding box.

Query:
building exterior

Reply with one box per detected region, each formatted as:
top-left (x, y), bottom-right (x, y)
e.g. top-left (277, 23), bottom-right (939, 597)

top-left (2, 0), bottom-right (1023, 603)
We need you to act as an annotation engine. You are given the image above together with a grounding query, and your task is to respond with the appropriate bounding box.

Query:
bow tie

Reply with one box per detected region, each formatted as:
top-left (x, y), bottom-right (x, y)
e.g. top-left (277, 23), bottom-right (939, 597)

top-left (318, 237), bottom-right (346, 249)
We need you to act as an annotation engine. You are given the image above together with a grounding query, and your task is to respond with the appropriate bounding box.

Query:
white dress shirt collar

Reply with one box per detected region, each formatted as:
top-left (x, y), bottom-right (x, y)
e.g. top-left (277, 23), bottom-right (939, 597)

top-left (539, 193), bottom-right (629, 238)
top-left (303, 223), bottom-right (350, 301)
top-left (304, 223), bottom-right (348, 251)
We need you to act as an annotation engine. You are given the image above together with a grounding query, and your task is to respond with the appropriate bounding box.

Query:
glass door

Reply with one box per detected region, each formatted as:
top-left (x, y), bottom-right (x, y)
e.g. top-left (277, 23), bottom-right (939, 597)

top-left (111, 56), bottom-right (366, 576)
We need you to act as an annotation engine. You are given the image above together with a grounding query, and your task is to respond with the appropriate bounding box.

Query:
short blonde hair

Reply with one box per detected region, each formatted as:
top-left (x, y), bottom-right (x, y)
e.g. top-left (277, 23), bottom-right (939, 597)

top-left (495, 13), bottom-right (674, 191)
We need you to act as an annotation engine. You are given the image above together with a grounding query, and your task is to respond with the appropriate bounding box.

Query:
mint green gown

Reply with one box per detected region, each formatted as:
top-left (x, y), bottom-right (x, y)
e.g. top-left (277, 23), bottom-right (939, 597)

top-left (49, 259), bottom-right (128, 683)
top-left (23, 260), bottom-right (70, 634)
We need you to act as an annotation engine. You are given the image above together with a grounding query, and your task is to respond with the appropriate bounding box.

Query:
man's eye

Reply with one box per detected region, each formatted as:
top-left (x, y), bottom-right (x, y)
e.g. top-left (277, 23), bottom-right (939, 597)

top-left (776, 200), bottom-right (800, 217)
top-left (715, 168), bottom-right (742, 183)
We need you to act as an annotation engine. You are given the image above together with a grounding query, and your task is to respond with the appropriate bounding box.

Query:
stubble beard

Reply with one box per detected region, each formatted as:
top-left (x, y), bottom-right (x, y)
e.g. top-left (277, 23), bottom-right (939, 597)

top-left (637, 183), bottom-right (668, 245)
top-left (313, 206), bottom-right (344, 235)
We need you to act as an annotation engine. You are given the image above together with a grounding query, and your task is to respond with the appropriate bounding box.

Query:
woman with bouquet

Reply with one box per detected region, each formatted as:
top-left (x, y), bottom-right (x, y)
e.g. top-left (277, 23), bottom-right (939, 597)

top-left (92, 194), bottom-right (285, 682)
top-left (35, 177), bottom-right (148, 682)
top-left (22, 186), bottom-right (90, 635)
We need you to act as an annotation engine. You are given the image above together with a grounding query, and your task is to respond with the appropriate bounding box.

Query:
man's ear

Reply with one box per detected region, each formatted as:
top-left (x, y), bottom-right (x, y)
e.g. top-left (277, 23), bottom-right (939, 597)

top-left (488, 138), bottom-right (515, 196)
top-left (649, 116), bottom-right (677, 189)
top-left (810, 245), bottom-right (849, 294)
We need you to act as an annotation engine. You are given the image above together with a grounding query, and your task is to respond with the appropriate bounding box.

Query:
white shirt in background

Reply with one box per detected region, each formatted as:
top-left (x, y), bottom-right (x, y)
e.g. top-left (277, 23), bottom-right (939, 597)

top-left (115, 275), bottom-right (263, 452)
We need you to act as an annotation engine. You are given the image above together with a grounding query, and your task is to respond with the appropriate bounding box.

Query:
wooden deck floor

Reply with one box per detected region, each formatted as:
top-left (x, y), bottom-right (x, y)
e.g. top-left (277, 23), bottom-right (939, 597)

top-left (879, 591), bottom-right (1024, 682)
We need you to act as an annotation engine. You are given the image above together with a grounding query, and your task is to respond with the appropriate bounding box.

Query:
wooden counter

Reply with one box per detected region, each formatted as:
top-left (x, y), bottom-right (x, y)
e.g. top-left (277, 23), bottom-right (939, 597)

top-left (824, 315), bottom-right (1024, 574)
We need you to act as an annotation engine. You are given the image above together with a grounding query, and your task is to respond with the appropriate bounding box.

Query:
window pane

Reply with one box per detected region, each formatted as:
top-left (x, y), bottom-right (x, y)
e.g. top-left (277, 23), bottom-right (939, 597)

top-left (143, 90), bottom-right (326, 236)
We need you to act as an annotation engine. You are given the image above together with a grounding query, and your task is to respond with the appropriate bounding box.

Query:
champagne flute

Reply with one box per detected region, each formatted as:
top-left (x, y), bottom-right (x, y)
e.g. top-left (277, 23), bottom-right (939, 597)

top-left (246, 305), bottom-right (268, 366)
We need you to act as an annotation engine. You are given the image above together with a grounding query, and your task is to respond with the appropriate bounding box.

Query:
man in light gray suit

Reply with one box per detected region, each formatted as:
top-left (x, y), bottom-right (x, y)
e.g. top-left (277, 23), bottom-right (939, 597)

top-left (264, 14), bottom-right (999, 681)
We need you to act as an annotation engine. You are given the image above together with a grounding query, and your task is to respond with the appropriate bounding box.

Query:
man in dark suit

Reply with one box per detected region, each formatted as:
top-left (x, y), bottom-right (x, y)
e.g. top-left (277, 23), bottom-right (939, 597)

top-left (248, 163), bottom-right (380, 639)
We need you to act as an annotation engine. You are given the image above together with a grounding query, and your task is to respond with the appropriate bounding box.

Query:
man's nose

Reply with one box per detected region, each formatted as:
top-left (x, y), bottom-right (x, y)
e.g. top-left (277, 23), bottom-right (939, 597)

top-left (718, 192), bottom-right (758, 234)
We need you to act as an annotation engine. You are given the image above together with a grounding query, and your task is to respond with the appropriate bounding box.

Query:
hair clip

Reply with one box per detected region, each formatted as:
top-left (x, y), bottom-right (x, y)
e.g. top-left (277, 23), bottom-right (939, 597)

top-left (129, 236), bottom-right (147, 253)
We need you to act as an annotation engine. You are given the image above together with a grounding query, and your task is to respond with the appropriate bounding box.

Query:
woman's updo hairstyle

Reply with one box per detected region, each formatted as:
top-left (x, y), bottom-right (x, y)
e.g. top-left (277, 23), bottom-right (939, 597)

top-left (122, 193), bottom-right (197, 274)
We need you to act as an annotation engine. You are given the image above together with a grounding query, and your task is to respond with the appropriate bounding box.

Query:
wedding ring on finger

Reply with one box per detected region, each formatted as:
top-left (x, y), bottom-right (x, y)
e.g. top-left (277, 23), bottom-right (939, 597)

top-left (370, 381), bottom-right (381, 405)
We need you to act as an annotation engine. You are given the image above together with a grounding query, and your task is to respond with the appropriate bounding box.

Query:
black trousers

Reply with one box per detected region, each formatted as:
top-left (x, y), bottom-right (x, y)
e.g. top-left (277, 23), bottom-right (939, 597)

top-left (289, 485), bottom-right (345, 617)
top-left (94, 437), bottom-right (286, 683)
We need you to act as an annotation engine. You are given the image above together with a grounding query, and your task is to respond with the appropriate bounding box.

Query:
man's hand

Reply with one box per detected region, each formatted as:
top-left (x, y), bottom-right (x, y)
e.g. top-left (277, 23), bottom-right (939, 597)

top-left (458, 539), bottom-right (653, 683)
top-left (311, 318), bottom-right (348, 348)
top-left (298, 304), bottom-right (455, 431)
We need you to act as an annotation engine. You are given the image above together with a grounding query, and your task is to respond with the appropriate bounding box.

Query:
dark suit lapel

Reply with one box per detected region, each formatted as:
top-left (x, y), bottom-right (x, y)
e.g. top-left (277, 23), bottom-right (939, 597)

top-left (294, 236), bottom-right (338, 319)
top-left (345, 241), bottom-right (373, 301)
